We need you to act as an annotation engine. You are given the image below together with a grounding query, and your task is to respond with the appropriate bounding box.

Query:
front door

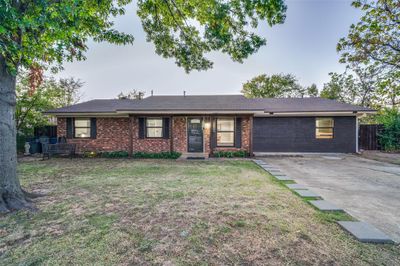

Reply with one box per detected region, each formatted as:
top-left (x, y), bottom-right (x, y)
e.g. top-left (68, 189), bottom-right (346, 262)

top-left (187, 118), bottom-right (203, 152)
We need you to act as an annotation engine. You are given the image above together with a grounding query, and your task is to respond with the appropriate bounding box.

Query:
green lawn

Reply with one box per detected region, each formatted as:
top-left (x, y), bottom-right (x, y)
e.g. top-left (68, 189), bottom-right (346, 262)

top-left (0, 159), bottom-right (399, 265)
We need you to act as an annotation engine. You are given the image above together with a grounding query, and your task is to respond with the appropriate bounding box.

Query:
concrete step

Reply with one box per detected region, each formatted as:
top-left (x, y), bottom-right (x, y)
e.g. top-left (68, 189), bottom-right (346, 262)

top-left (179, 152), bottom-right (209, 160)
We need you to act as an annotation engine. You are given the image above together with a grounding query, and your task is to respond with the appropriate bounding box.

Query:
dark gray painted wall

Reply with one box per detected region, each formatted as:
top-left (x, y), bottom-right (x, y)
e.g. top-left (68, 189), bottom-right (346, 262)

top-left (253, 116), bottom-right (356, 153)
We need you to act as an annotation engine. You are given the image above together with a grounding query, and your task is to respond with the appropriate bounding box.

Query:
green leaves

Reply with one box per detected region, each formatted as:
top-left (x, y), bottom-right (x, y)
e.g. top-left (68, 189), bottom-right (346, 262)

top-left (376, 108), bottom-right (400, 151)
top-left (338, 0), bottom-right (400, 70)
top-left (1, 0), bottom-right (286, 74)
top-left (15, 72), bottom-right (83, 135)
top-left (241, 73), bottom-right (307, 98)
top-left (137, 0), bottom-right (286, 72)
top-left (335, 0), bottom-right (400, 109)
top-left (1, 0), bottom-right (134, 73)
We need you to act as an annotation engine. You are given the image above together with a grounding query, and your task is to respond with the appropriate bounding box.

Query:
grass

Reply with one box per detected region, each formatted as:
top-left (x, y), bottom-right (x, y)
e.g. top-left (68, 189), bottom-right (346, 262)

top-left (0, 159), bottom-right (399, 265)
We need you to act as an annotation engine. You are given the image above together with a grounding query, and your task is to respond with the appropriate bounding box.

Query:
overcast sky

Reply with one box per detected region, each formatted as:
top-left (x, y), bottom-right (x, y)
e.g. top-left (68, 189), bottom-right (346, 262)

top-left (54, 0), bottom-right (361, 101)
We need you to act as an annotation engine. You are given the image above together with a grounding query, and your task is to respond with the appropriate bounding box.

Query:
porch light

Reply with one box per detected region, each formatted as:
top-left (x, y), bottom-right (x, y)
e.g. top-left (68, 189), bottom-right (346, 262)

top-left (204, 122), bottom-right (211, 129)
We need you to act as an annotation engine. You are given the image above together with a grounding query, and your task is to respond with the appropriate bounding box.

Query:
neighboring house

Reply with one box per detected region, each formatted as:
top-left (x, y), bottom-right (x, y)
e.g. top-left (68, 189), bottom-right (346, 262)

top-left (45, 95), bottom-right (374, 156)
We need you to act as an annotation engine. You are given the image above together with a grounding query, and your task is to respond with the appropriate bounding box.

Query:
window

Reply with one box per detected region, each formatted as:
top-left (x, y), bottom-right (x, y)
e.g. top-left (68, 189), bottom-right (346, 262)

top-left (217, 118), bottom-right (235, 146)
top-left (74, 118), bottom-right (91, 138)
top-left (316, 118), bottom-right (334, 139)
top-left (146, 118), bottom-right (163, 138)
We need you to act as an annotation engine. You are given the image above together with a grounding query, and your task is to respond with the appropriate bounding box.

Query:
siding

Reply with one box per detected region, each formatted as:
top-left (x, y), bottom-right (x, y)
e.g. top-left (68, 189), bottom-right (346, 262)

top-left (253, 117), bottom-right (356, 153)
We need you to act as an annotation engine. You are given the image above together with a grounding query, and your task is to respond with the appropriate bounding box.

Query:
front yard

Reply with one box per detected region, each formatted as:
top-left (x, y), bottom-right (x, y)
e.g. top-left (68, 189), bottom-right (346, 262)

top-left (0, 159), bottom-right (399, 265)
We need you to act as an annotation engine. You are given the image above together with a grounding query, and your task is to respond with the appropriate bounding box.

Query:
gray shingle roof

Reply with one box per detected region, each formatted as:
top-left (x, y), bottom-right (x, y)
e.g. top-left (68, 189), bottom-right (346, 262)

top-left (252, 97), bottom-right (373, 113)
top-left (45, 95), bottom-right (374, 114)
top-left (46, 99), bottom-right (139, 113)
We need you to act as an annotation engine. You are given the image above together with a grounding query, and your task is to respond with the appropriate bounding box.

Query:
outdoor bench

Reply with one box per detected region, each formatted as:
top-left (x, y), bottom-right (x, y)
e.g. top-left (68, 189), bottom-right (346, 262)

top-left (42, 143), bottom-right (76, 159)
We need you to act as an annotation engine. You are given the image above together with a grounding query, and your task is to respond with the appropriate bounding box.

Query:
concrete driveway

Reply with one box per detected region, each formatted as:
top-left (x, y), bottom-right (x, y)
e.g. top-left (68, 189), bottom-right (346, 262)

top-left (261, 155), bottom-right (400, 243)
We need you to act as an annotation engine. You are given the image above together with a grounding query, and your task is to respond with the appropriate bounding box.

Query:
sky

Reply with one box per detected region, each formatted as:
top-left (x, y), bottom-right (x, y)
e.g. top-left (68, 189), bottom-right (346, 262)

top-left (54, 0), bottom-right (362, 101)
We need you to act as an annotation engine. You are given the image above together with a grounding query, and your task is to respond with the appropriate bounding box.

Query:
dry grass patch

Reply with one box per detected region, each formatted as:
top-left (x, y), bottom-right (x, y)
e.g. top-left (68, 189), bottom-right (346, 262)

top-left (0, 159), bottom-right (398, 265)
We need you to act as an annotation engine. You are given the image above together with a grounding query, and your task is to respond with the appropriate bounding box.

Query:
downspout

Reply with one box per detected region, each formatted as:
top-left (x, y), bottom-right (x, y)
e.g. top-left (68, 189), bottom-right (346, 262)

top-left (129, 115), bottom-right (134, 157)
top-left (249, 115), bottom-right (254, 157)
top-left (170, 116), bottom-right (174, 152)
top-left (356, 116), bottom-right (359, 153)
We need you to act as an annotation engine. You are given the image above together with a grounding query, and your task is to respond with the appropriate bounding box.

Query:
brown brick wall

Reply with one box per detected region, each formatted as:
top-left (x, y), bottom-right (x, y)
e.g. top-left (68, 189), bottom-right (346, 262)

top-left (57, 115), bottom-right (252, 155)
top-left (172, 117), bottom-right (187, 153)
top-left (131, 117), bottom-right (171, 153)
top-left (57, 117), bottom-right (130, 153)
top-left (212, 116), bottom-right (251, 154)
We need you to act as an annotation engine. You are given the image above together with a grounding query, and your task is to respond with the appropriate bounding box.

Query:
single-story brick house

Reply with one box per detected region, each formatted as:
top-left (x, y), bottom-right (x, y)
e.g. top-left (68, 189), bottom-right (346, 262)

top-left (45, 95), bottom-right (374, 157)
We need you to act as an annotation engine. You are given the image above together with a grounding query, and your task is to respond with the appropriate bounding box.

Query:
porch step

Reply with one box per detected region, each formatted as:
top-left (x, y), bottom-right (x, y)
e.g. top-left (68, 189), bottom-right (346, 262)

top-left (179, 153), bottom-right (209, 160)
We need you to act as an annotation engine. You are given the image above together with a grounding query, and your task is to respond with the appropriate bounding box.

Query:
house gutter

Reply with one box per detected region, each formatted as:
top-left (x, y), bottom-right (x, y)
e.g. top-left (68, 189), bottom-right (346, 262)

top-left (45, 110), bottom-right (376, 117)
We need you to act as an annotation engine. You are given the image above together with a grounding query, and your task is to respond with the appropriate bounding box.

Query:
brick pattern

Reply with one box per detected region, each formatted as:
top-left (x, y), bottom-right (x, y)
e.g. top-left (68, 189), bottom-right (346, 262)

top-left (57, 115), bottom-right (252, 155)
top-left (57, 117), bottom-right (130, 153)
top-left (211, 116), bottom-right (251, 153)
top-left (131, 117), bottom-right (170, 153)
top-left (172, 117), bottom-right (187, 153)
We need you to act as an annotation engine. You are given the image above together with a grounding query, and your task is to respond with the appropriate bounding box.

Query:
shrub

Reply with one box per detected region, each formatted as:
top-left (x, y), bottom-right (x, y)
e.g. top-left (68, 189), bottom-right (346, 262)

top-left (376, 108), bottom-right (400, 151)
top-left (213, 150), bottom-right (248, 158)
top-left (101, 151), bottom-right (129, 158)
top-left (133, 151), bottom-right (181, 159)
top-left (83, 151), bottom-right (98, 158)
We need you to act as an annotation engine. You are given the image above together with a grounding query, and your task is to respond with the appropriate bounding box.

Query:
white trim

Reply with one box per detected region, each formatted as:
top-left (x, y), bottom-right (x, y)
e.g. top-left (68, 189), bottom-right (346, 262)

top-left (49, 110), bottom-right (376, 117)
top-left (254, 111), bottom-right (375, 117)
top-left (356, 117), bottom-right (359, 153)
top-left (52, 113), bottom-right (129, 117)
top-left (254, 152), bottom-right (351, 156)
top-left (116, 110), bottom-right (257, 114)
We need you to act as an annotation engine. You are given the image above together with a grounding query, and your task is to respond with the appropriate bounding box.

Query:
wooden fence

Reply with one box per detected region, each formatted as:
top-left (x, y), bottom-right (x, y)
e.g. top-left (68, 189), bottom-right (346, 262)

top-left (359, 124), bottom-right (383, 150)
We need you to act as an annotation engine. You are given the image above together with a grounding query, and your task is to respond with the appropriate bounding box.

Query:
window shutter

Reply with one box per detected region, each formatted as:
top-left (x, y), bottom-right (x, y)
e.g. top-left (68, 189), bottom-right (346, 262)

top-left (138, 118), bottom-right (145, 139)
top-left (90, 118), bottom-right (97, 139)
top-left (66, 118), bottom-right (73, 139)
top-left (163, 117), bottom-right (170, 139)
top-left (235, 117), bottom-right (242, 148)
top-left (210, 118), bottom-right (217, 149)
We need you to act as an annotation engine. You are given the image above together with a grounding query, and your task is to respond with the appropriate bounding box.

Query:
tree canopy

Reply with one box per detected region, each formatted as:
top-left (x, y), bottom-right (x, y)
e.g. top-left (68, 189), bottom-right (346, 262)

top-left (337, 0), bottom-right (400, 72)
top-left (335, 0), bottom-right (400, 108)
top-left (1, 0), bottom-right (287, 74)
top-left (16, 73), bottom-right (83, 135)
top-left (241, 73), bottom-right (316, 98)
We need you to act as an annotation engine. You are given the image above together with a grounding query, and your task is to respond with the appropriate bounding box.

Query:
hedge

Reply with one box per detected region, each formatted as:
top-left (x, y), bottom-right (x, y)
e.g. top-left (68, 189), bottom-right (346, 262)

top-left (213, 150), bottom-right (248, 158)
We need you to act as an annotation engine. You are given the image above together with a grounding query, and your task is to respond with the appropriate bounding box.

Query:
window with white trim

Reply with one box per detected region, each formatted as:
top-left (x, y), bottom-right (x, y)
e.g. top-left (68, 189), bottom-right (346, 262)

top-left (217, 118), bottom-right (235, 146)
top-left (74, 118), bottom-right (91, 138)
top-left (146, 118), bottom-right (163, 138)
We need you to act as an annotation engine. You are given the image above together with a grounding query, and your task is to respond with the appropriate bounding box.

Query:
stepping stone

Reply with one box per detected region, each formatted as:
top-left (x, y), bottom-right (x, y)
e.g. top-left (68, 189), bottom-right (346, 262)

top-left (263, 167), bottom-right (278, 171)
top-left (268, 171), bottom-right (285, 176)
top-left (309, 200), bottom-right (343, 211)
top-left (275, 175), bottom-right (294, 181)
top-left (286, 183), bottom-right (308, 190)
top-left (337, 221), bottom-right (394, 244)
top-left (294, 189), bottom-right (321, 198)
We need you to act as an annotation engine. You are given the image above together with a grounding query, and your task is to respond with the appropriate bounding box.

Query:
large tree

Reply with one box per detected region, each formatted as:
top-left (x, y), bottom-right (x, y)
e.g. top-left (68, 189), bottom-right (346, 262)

top-left (16, 73), bottom-right (83, 135)
top-left (320, 65), bottom-right (379, 108)
top-left (336, 0), bottom-right (400, 108)
top-left (0, 0), bottom-right (286, 212)
top-left (337, 0), bottom-right (400, 72)
top-left (321, 64), bottom-right (399, 109)
top-left (241, 73), bottom-right (312, 98)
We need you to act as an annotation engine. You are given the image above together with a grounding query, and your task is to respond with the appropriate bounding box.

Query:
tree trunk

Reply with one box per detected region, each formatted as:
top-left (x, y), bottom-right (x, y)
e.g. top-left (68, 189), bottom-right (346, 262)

top-left (0, 55), bottom-right (32, 212)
